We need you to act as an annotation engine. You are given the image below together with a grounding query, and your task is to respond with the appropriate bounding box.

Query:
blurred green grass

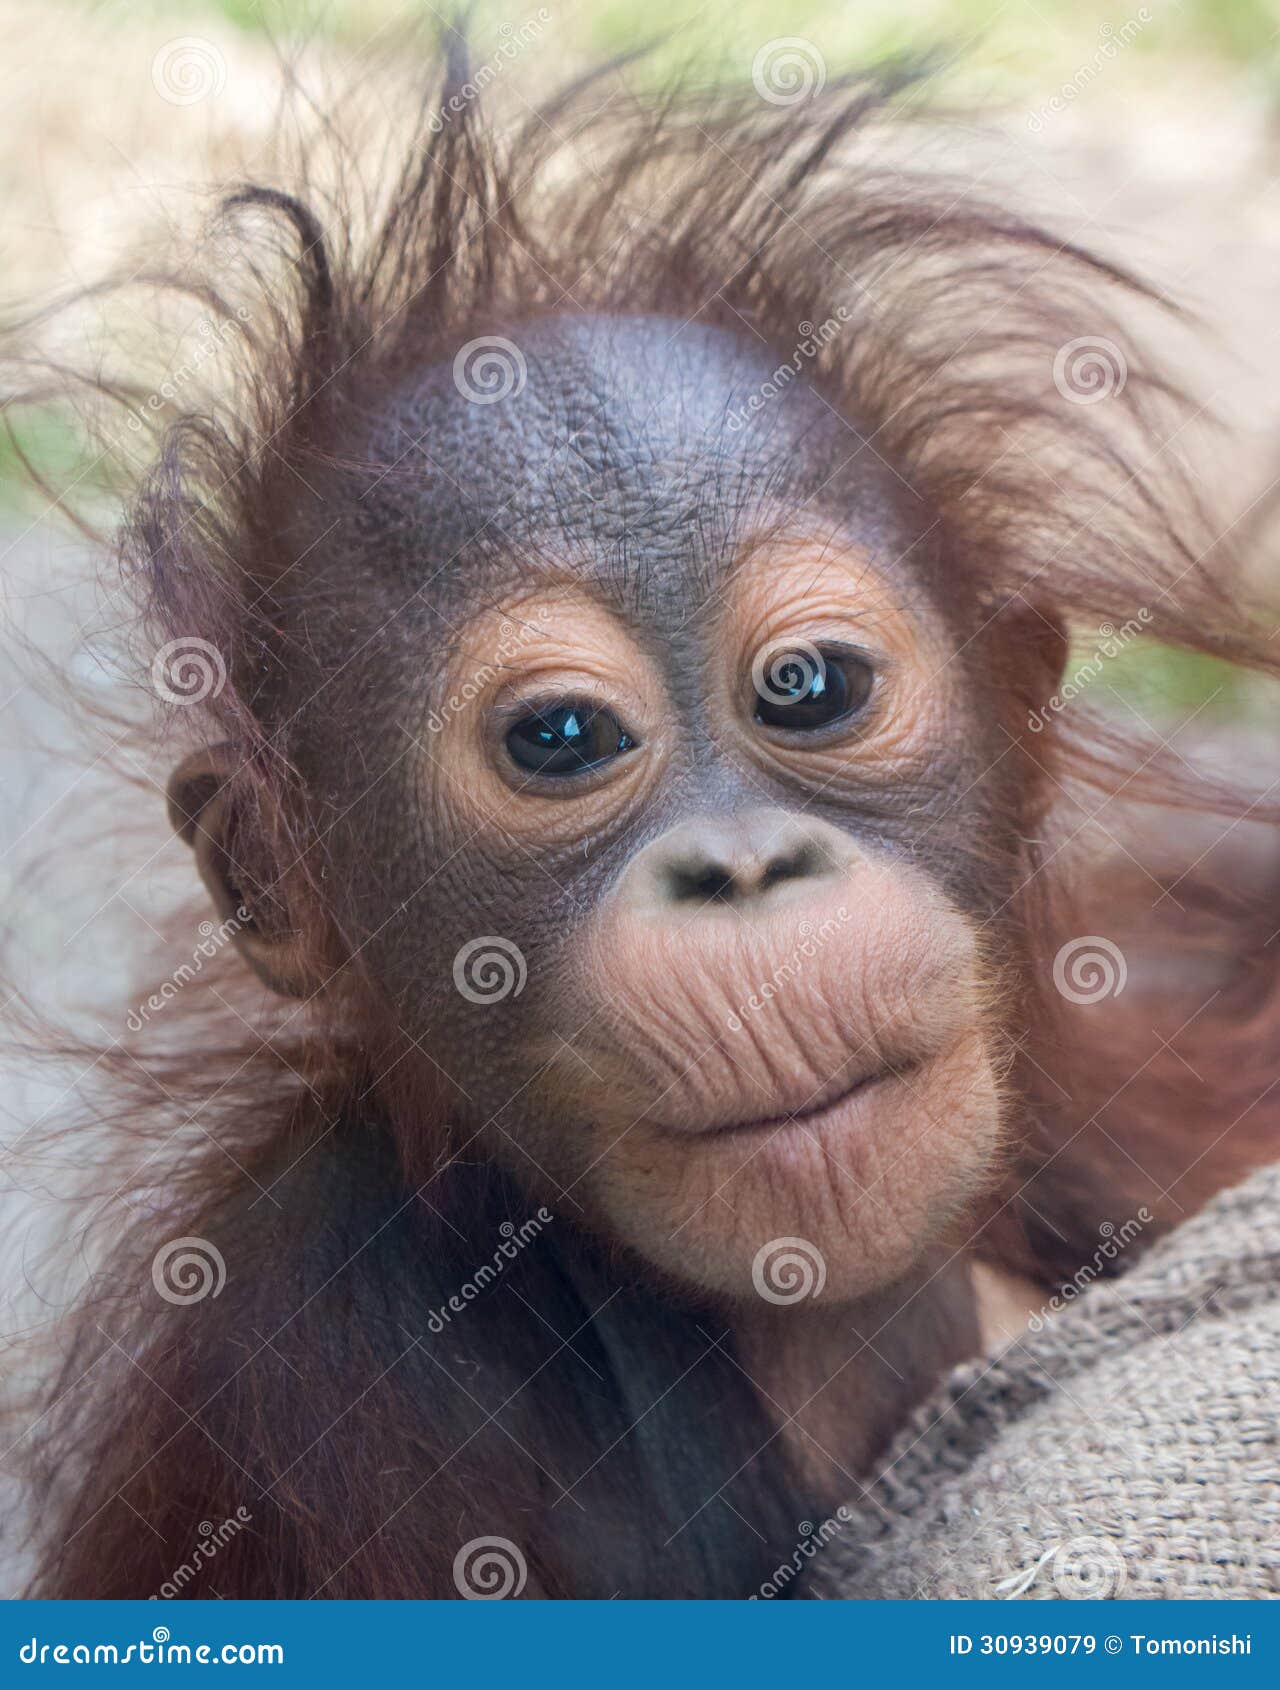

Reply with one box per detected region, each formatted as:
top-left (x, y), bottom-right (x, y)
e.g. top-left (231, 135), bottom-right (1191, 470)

top-left (0, 412), bottom-right (113, 522)
top-left (1076, 641), bottom-right (1262, 725)
top-left (199, 0), bottom-right (1280, 60)
top-left (53, 0), bottom-right (1280, 80)
top-left (233, 0), bottom-right (1280, 91)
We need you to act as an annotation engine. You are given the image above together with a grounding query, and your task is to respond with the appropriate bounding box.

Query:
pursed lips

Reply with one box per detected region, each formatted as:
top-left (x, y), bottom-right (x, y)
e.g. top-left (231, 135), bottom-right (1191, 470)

top-left (643, 1054), bottom-right (922, 1139)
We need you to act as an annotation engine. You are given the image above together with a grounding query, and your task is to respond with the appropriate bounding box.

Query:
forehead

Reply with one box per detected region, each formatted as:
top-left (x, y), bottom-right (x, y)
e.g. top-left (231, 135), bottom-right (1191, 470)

top-left (353, 313), bottom-right (923, 616)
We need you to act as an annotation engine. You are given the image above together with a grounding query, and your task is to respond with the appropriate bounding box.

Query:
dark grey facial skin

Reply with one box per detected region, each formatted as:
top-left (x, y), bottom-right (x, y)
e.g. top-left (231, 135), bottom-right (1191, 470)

top-left (276, 313), bottom-right (1007, 1136)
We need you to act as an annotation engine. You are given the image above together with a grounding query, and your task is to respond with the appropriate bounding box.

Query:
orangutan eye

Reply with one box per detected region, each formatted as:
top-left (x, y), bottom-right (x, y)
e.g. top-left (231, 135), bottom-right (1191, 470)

top-left (753, 646), bottom-right (875, 731)
top-left (505, 702), bottom-right (634, 776)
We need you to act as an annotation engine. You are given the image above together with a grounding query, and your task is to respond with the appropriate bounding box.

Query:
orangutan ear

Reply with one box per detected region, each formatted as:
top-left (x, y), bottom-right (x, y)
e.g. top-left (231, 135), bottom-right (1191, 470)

top-left (980, 594), bottom-right (1069, 727)
top-left (166, 744), bottom-right (314, 998)
top-left (980, 597), bottom-right (1071, 829)
top-left (1025, 604), bottom-right (1070, 695)
top-left (995, 595), bottom-right (1069, 695)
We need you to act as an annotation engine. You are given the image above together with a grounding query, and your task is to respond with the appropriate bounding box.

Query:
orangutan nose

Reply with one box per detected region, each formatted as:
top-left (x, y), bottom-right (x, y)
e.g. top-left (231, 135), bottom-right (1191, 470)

top-left (618, 809), bottom-right (859, 911)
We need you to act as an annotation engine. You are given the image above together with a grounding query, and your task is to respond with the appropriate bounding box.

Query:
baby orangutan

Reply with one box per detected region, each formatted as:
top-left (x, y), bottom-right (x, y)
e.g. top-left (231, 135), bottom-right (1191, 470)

top-left (15, 48), bottom-right (1279, 1599)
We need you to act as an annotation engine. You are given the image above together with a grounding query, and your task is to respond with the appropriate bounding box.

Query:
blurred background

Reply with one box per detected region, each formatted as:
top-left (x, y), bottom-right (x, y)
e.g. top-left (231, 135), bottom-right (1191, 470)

top-left (1, 0), bottom-right (1279, 1588)
top-left (5, 0), bottom-right (1280, 693)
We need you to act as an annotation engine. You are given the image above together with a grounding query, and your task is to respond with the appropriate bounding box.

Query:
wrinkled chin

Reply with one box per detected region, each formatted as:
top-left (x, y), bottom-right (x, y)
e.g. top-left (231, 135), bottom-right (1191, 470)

top-left (578, 1031), bottom-right (1005, 1306)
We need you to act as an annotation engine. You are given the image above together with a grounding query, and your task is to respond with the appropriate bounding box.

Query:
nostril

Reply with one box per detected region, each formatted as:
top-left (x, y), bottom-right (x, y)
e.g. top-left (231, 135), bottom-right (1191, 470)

top-left (666, 860), bottom-right (737, 904)
top-left (625, 811), bottom-right (855, 915)
top-left (757, 841), bottom-right (823, 893)
top-left (663, 839), bottom-right (830, 905)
